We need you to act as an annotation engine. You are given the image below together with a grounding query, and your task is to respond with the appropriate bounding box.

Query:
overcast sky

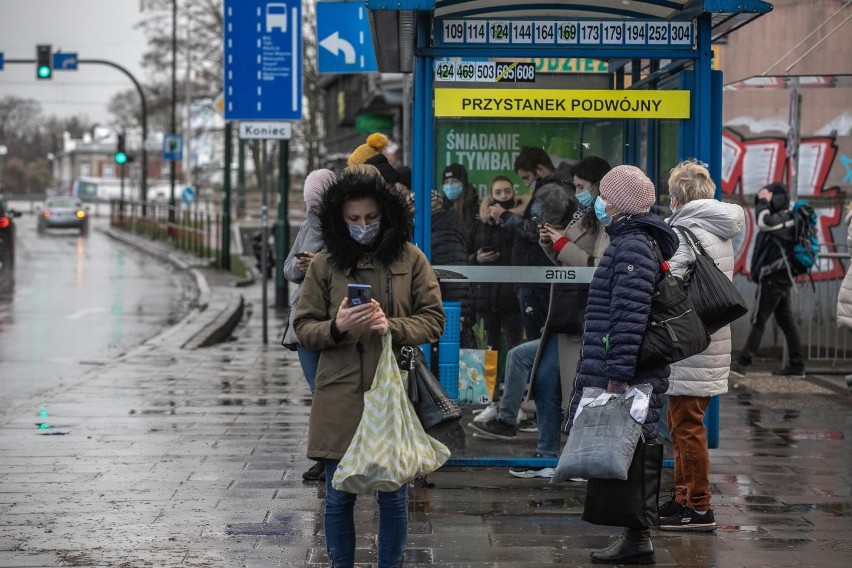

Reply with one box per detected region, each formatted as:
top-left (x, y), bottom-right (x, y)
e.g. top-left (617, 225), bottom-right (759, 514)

top-left (0, 0), bottom-right (148, 125)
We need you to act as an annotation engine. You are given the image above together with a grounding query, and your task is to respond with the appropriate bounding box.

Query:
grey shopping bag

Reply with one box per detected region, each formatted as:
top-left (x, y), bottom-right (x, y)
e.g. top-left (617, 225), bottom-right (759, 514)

top-left (551, 384), bottom-right (652, 482)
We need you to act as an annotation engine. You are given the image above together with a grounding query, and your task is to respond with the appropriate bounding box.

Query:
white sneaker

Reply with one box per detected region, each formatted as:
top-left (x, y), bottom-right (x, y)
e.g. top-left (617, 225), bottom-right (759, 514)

top-left (472, 403), bottom-right (498, 424)
top-left (508, 467), bottom-right (555, 479)
top-left (516, 408), bottom-right (526, 424)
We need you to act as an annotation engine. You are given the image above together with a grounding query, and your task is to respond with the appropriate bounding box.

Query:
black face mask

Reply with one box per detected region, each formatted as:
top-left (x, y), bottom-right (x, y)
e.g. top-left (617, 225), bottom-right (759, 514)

top-left (495, 198), bottom-right (514, 210)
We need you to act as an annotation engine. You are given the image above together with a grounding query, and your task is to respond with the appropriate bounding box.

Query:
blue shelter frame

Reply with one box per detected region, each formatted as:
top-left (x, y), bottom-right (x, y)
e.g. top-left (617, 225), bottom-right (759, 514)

top-left (367, 0), bottom-right (773, 468)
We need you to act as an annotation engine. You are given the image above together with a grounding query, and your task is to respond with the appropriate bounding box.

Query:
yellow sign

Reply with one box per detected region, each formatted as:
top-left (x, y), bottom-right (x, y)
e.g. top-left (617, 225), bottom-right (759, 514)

top-left (434, 89), bottom-right (691, 119)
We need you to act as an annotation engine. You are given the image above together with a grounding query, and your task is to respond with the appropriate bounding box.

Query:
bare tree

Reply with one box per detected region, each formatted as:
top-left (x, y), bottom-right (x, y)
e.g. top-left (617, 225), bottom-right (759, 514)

top-left (131, 0), bottom-right (322, 202)
top-left (296, 0), bottom-right (322, 174)
top-left (0, 96), bottom-right (95, 193)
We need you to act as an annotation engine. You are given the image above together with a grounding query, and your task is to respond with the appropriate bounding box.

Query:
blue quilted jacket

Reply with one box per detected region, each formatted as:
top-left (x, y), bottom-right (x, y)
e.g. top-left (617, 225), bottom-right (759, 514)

top-left (564, 213), bottom-right (679, 440)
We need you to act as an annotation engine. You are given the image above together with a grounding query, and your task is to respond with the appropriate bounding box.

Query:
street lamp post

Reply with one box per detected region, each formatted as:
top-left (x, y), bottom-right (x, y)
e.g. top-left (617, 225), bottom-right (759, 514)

top-left (168, 0), bottom-right (178, 226)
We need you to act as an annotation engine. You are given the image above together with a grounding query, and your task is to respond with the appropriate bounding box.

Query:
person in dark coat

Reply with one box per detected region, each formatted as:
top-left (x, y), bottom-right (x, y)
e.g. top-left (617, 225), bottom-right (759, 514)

top-left (431, 187), bottom-right (475, 347)
top-left (490, 147), bottom-right (577, 340)
top-left (467, 175), bottom-right (528, 352)
top-left (730, 182), bottom-right (805, 377)
top-left (562, 165), bottom-right (678, 565)
top-left (442, 163), bottom-right (479, 228)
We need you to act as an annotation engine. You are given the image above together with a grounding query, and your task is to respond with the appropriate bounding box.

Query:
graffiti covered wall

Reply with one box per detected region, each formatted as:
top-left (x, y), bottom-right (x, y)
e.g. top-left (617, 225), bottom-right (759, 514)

top-left (722, 127), bottom-right (845, 282)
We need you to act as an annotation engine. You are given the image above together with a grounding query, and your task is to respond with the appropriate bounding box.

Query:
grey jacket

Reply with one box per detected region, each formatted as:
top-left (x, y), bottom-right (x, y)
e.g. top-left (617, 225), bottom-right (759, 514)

top-left (281, 210), bottom-right (325, 348)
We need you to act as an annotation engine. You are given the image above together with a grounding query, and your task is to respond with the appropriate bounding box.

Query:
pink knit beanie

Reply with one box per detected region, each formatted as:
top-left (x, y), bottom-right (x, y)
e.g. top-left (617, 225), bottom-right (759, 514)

top-left (599, 165), bottom-right (656, 215)
top-left (303, 169), bottom-right (337, 210)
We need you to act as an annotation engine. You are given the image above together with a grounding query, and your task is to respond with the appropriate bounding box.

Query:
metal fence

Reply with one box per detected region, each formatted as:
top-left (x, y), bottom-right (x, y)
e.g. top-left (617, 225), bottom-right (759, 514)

top-left (109, 199), bottom-right (221, 265)
top-left (792, 243), bottom-right (852, 370)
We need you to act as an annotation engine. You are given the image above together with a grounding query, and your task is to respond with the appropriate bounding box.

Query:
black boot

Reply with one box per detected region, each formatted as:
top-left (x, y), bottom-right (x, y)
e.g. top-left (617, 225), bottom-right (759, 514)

top-left (302, 460), bottom-right (326, 482)
top-left (591, 528), bottom-right (655, 564)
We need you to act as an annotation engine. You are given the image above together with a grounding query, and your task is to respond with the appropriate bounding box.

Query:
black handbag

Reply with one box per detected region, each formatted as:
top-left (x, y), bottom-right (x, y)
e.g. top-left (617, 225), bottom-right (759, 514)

top-left (636, 238), bottom-right (711, 371)
top-left (675, 226), bottom-right (749, 335)
top-left (582, 439), bottom-right (663, 529)
top-left (400, 346), bottom-right (463, 431)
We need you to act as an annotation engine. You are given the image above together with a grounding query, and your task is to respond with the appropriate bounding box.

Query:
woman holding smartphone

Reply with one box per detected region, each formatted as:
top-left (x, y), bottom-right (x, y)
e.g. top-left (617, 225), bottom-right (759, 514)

top-left (281, 169), bottom-right (338, 481)
top-left (467, 175), bottom-right (529, 422)
top-left (294, 171), bottom-right (445, 568)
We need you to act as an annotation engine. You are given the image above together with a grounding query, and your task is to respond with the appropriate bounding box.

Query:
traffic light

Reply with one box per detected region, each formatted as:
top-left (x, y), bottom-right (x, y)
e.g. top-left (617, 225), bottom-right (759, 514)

top-left (114, 134), bottom-right (128, 164)
top-left (36, 45), bottom-right (52, 80)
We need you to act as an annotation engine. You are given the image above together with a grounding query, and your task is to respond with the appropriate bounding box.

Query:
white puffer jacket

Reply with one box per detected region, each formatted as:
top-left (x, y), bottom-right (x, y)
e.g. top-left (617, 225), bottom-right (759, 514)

top-left (836, 209), bottom-right (852, 329)
top-left (666, 199), bottom-right (745, 397)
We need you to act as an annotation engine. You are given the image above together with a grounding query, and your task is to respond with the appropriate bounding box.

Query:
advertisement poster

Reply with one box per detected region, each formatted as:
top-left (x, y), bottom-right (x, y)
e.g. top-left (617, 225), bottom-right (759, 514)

top-left (435, 120), bottom-right (624, 197)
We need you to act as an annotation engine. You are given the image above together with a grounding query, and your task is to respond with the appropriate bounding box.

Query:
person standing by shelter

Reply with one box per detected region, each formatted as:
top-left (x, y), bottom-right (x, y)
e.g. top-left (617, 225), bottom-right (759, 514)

top-left (294, 171), bottom-right (445, 568)
top-left (491, 146), bottom-right (576, 340)
top-left (563, 165), bottom-right (677, 565)
top-left (281, 168), bottom-right (338, 482)
top-left (659, 160), bottom-right (744, 532)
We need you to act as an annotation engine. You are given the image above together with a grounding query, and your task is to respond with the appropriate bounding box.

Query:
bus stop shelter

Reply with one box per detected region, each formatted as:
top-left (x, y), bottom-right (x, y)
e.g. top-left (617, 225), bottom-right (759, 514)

top-left (365, 0), bottom-right (774, 468)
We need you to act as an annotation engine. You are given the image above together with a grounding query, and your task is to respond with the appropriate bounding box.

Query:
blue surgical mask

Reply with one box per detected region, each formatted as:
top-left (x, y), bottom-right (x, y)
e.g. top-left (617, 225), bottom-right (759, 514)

top-left (348, 221), bottom-right (381, 246)
top-left (594, 196), bottom-right (612, 225)
top-left (442, 182), bottom-right (462, 201)
top-left (576, 190), bottom-right (595, 208)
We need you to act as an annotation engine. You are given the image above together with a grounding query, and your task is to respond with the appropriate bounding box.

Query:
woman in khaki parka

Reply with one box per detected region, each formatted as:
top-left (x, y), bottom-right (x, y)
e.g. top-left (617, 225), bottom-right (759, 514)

top-left (294, 171), bottom-right (445, 568)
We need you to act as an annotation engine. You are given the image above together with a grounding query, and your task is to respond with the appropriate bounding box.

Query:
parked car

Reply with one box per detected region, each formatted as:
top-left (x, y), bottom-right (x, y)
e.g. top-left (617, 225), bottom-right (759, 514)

top-left (37, 197), bottom-right (89, 235)
top-left (1, 194), bottom-right (22, 271)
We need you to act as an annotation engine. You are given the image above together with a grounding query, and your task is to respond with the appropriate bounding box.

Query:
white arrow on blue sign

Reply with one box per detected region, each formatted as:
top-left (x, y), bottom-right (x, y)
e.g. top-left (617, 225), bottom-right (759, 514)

top-left (317, 2), bottom-right (378, 74)
top-left (224, 0), bottom-right (302, 121)
top-left (53, 53), bottom-right (78, 70)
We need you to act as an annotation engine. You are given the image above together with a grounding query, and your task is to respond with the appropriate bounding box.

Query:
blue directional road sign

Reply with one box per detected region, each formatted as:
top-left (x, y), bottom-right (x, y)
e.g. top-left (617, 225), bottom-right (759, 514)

top-left (317, 2), bottom-right (378, 74)
top-left (163, 134), bottom-right (183, 161)
top-left (0, 53), bottom-right (4, 70)
top-left (224, 0), bottom-right (302, 121)
top-left (53, 52), bottom-right (78, 71)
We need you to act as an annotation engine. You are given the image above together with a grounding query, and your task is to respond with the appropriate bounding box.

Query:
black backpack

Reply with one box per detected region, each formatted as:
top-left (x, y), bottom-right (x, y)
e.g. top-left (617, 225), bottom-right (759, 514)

top-left (636, 238), bottom-right (711, 371)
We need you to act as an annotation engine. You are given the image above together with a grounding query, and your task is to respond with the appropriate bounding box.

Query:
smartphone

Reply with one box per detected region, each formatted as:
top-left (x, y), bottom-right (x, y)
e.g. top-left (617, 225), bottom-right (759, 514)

top-left (347, 284), bottom-right (372, 306)
top-left (294, 252), bottom-right (310, 259)
top-left (531, 216), bottom-right (543, 227)
top-left (480, 246), bottom-right (496, 253)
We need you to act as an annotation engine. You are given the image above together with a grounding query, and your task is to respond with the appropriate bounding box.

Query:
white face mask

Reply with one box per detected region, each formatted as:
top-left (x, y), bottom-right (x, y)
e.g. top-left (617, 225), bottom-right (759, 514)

top-left (348, 221), bottom-right (381, 245)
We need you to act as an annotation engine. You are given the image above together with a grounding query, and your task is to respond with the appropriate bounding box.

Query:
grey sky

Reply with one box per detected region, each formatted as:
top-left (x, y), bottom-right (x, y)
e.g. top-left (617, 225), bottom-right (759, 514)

top-left (0, 0), bottom-right (148, 125)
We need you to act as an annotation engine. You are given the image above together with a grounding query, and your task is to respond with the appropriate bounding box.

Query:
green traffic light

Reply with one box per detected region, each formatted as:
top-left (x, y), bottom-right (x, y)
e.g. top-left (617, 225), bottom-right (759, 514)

top-left (38, 65), bottom-right (51, 78)
top-left (114, 152), bottom-right (127, 164)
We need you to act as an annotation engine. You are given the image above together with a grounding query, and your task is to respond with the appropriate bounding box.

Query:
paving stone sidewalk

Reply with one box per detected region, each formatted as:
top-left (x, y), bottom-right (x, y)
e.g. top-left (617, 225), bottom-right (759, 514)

top-left (1, 233), bottom-right (851, 567)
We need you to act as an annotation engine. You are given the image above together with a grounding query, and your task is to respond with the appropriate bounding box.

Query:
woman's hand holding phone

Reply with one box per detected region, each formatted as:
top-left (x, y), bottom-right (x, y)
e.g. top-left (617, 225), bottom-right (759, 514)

top-left (539, 223), bottom-right (561, 246)
top-left (476, 247), bottom-right (500, 264)
top-left (336, 297), bottom-right (374, 333)
top-left (335, 298), bottom-right (387, 334)
top-left (295, 251), bottom-right (315, 271)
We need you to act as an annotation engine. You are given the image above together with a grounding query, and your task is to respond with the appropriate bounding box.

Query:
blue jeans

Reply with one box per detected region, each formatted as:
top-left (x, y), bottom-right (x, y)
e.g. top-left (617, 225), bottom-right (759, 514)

top-left (498, 336), bottom-right (562, 456)
top-left (323, 460), bottom-right (408, 568)
top-left (297, 346), bottom-right (320, 393)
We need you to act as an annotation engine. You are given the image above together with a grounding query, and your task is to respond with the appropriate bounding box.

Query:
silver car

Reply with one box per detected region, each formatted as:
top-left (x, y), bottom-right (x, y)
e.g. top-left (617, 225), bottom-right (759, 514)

top-left (38, 197), bottom-right (89, 235)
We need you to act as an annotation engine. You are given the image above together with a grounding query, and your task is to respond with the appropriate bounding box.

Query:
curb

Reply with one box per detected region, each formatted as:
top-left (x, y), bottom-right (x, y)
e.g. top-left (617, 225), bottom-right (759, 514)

top-left (100, 226), bottom-right (245, 349)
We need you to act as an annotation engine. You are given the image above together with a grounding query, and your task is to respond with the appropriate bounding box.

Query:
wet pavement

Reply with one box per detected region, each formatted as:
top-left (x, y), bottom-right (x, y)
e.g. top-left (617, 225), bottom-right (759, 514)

top-left (1, 230), bottom-right (850, 567)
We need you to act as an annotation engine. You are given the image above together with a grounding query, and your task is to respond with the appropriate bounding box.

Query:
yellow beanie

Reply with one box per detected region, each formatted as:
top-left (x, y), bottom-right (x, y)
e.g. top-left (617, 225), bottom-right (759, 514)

top-left (348, 133), bottom-right (389, 166)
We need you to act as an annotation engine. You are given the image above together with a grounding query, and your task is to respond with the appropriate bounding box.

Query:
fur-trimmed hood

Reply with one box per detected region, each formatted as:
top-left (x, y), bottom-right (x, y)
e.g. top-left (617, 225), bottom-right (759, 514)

top-left (478, 193), bottom-right (529, 223)
top-left (318, 172), bottom-right (413, 273)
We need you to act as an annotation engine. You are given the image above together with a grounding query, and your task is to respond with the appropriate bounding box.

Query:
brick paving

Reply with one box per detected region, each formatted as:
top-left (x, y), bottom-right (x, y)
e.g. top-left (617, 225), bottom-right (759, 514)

top-left (1, 233), bottom-right (850, 567)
